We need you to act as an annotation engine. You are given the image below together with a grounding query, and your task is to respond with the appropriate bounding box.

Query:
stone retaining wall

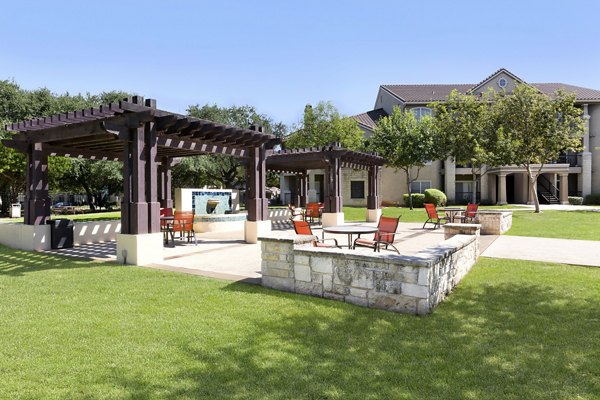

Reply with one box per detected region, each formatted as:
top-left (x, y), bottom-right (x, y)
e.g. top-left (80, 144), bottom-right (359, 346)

top-left (475, 211), bottom-right (512, 234)
top-left (260, 228), bottom-right (479, 315)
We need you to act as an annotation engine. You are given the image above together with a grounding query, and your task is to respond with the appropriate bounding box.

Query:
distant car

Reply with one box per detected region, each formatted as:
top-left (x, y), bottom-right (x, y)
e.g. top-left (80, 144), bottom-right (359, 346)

top-left (52, 202), bottom-right (72, 209)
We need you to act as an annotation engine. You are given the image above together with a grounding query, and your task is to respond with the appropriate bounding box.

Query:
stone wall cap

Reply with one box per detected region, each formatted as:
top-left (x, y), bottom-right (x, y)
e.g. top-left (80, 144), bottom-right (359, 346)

top-left (444, 223), bottom-right (481, 228)
top-left (259, 233), bottom-right (314, 244)
top-left (476, 210), bottom-right (512, 215)
top-left (294, 246), bottom-right (435, 268)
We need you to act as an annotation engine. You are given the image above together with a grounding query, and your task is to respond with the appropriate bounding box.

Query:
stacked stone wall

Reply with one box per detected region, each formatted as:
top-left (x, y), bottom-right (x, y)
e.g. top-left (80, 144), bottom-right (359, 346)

top-left (260, 229), bottom-right (479, 315)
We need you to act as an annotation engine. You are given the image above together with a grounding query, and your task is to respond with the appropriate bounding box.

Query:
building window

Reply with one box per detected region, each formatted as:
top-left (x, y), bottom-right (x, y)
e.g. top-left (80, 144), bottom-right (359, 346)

top-left (498, 78), bottom-right (508, 88)
top-left (350, 181), bottom-right (365, 199)
top-left (410, 181), bottom-right (431, 194)
top-left (411, 107), bottom-right (432, 121)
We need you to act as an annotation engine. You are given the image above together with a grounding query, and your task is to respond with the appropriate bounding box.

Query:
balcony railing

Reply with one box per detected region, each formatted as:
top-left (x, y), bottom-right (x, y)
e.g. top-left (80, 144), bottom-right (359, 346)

top-left (552, 154), bottom-right (580, 167)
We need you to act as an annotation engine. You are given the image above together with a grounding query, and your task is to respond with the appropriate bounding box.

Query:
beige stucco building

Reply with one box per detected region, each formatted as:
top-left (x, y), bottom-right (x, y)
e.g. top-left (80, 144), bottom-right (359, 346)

top-left (281, 68), bottom-right (600, 208)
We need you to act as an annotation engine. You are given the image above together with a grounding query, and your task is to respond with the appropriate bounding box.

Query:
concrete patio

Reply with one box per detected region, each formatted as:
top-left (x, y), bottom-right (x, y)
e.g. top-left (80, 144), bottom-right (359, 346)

top-left (46, 221), bottom-right (457, 282)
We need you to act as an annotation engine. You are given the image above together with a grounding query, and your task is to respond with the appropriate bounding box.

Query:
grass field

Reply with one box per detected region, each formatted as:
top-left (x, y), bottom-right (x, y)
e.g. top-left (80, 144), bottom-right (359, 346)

top-left (0, 211), bottom-right (121, 224)
top-left (507, 210), bottom-right (600, 241)
top-left (343, 206), bottom-right (600, 241)
top-left (0, 246), bottom-right (599, 399)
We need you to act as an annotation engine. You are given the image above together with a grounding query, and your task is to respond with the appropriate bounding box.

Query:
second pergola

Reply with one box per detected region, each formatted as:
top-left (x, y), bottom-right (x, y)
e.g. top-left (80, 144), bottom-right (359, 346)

top-left (266, 145), bottom-right (385, 226)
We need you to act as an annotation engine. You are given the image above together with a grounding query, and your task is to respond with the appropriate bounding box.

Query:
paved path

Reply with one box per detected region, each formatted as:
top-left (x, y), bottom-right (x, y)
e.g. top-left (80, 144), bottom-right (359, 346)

top-left (481, 235), bottom-right (600, 267)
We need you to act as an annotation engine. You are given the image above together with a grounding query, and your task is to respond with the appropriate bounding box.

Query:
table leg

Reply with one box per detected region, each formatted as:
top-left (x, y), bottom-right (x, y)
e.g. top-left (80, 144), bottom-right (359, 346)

top-left (348, 233), bottom-right (353, 249)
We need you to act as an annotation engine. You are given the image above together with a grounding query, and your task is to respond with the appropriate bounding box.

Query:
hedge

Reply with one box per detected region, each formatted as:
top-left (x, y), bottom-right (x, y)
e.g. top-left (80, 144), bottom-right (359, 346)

top-left (424, 188), bottom-right (447, 207)
top-left (403, 193), bottom-right (425, 208)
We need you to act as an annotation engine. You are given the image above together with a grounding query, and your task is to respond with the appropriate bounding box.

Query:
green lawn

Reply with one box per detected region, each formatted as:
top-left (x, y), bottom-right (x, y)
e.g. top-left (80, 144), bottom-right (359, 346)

top-left (344, 206), bottom-right (600, 241)
top-left (0, 247), bottom-right (599, 399)
top-left (0, 211), bottom-right (120, 224)
top-left (343, 205), bottom-right (527, 223)
top-left (507, 210), bottom-right (600, 241)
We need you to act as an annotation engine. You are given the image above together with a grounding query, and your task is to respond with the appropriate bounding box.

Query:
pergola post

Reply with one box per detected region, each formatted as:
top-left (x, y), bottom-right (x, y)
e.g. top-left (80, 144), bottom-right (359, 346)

top-left (366, 165), bottom-right (382, 222)
top-left (117, 96), bottom-right (163, 265)
top-left (244, 139), bottom-right (271, 243)
top-left (295, 172), bottom-right (308, 207)
top-left (158, 157), bottom-right (173, 209)
top-left (24, 142), bottom-right (51, 226)
top-left (322, 153), bottom-right (344, 227)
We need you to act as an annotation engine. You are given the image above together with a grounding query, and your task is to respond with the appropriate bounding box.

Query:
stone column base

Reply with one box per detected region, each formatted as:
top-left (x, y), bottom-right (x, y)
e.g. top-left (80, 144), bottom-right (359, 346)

top-left (366, 208), bottom-right (382, 223)
top-left (245, 220), bottom-right (271, 244)
top-left (0, 223), bottom-right (51, 251)
top-left (322, 212), bottom-right (344, 227)
top-left (116, 232), bottom-right (164, 266)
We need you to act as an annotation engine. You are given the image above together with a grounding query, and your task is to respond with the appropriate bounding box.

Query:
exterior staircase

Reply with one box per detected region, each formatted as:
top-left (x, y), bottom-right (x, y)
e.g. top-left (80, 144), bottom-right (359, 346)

top-left (537, 176), bottom-right (561, 205)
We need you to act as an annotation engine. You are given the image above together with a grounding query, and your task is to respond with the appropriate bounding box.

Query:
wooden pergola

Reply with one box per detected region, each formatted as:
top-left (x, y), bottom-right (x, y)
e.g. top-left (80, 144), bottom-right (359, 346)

top-left (267, 144), bottom-right (385, 217)
top-left (3, 96), bottom-right (278, 236)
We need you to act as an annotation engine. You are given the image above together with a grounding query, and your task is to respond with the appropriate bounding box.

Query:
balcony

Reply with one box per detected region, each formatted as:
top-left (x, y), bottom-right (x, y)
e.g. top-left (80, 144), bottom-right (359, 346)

top-left (551, 154), bottom-right (580, 167)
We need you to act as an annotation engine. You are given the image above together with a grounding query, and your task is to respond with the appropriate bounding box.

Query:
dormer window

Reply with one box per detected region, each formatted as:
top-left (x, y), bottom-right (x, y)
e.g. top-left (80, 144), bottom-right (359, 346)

top-left (498, 78), bottom-right (508, 88)
top-left (411, 107), bottom-right (432, 121)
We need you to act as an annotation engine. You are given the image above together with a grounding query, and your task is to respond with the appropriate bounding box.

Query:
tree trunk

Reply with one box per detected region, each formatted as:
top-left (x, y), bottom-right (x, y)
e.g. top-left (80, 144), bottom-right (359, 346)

top-left (471, 169), bottom-right (478, 204)
top-left (83, 185), bottom-right (96, 212)
top-left (406, 170), bottom-right (413, 210)
top-left (526, 165), bottom-right (541, 213)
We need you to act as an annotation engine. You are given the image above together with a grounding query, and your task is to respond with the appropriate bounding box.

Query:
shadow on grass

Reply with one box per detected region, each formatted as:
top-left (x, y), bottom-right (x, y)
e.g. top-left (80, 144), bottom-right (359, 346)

top-left (0, 247), bottom-right (111, 277)
top-left (104, 279), bottom-right (600, 399)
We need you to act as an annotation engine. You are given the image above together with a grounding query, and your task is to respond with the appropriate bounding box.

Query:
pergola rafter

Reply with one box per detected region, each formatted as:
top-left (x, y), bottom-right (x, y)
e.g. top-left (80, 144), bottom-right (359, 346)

top-left (3, 96), bottom-right (279, 234)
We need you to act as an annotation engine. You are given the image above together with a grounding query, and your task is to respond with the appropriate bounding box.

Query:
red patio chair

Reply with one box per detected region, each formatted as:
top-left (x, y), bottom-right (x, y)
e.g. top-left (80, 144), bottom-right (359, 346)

top-left (172, 210), bottom-right (197, 245)
top-left (423, 203), bottom-right (448, 229)
top-left (354, 216), bottom-right (401, 253)
top-left (458, 203), bottom-right (479, 223)
top-left (304, 202), bottom-right (322, 224)
top-left (292, 220), bottom-right (340, 248)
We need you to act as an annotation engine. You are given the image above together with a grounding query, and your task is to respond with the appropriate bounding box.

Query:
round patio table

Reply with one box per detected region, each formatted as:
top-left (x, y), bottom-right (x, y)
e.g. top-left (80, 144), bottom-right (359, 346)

top-left (322, 225), bottom-right (379, 249)
top-left (440, 207), bottom-right (464, 223)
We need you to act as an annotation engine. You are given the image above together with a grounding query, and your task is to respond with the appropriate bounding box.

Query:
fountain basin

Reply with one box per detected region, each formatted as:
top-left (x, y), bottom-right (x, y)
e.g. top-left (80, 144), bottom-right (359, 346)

top-left (193, 213), bottom-right (247, 233)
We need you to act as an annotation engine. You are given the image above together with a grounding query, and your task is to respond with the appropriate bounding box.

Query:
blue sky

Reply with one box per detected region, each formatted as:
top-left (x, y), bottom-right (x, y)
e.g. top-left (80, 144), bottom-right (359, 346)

top-left (2, 0), bottom-right (599, 127)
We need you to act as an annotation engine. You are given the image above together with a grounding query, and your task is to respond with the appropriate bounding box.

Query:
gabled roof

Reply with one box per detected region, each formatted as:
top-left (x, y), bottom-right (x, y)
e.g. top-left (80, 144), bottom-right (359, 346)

top-left (378, 72), bottom-right (600, 104)
top-left (531, 83), bottom-right (600, 101)
top-left (469, 67), bottom-right (526, 92)
top-left (353, 108), bottom-right (387, 130)
top-left (380, 84), bottom-right (474, 103)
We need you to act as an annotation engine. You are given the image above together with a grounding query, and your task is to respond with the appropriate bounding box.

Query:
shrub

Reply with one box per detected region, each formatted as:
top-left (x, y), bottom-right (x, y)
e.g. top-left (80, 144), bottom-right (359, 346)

top-left (424, 188), bottom-right (447, 207)
top-left (403, 193), bottom-right (425, 208)
top-left (583, 193), bottom-right (600, 205)
top-left (568, 196), bottom-right (583, 205)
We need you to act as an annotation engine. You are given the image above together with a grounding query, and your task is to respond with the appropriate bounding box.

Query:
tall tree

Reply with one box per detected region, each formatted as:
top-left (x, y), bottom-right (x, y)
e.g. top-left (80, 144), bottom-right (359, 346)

top-left (285, 102), bottom-right (365, 150)
top-left (179, 104), bottom-right (287, 189)
top-left (0, 80), bottom-right (131, 212)
top-left (430, 89), bottom-right (504, 203)
top-left (369, 106), bottom-right (440, 209)
top-left (492, 84), bottom-right (584, 212)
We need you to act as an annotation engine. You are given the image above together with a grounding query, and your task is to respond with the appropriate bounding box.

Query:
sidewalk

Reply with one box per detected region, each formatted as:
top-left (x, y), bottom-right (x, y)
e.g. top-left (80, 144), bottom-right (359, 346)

top-left (481, 235), bottom-right (600, 267)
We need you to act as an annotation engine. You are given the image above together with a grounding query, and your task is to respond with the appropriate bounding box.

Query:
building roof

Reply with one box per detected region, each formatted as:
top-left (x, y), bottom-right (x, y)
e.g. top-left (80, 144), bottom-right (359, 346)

top-left (353, 108), bottom-right (388, 129)
top-left (381, 84), bottom-right (474, 103)
top-left (380, 81), bottom-right (600, 104)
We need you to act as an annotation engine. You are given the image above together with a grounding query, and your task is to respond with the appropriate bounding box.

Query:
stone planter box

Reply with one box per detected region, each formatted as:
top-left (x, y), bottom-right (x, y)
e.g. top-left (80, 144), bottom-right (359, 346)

top-left (259, 228), bottom-right (480, 315)
top-left (475, 211), bottom-right (512, 235)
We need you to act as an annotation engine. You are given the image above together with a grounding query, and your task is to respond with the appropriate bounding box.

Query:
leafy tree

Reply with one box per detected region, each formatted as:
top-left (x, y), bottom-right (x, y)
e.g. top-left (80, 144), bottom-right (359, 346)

top-left (430, 89), bottom-right (504, 203)
top-left (492, 84), bottom-right (584, 212)
top-left (0, 79), bottom-right (131, 212)
top-left (285, 102), bottom-right (365, 150)
top-left (369, 106), bottom-right (440, 209)
top-left (180, 104), bottom-right (287, 189)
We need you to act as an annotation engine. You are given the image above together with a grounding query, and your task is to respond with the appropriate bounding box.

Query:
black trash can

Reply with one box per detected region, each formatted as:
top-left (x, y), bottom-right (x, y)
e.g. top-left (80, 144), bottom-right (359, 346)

top-left (48, 219), bottom-right (74, 249)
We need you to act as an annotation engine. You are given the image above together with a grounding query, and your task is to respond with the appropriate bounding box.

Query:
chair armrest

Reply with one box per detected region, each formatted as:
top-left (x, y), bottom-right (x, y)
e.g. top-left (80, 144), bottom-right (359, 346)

top-left (318, 237), bottom-right (340, 248)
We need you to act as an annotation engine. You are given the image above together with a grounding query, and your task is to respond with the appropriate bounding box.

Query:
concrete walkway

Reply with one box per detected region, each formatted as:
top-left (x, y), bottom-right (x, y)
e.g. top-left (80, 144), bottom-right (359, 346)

top-left (481, 235), bottom-right (600, 267)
